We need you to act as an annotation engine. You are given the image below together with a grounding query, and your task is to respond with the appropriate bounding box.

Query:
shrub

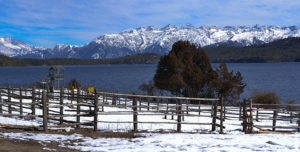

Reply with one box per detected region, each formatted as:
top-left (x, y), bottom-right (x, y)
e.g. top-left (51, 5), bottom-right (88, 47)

top-left (68, 78), bottom-right (81, 90)
top-left (286, 99), bottom-right (296, 111)
top-left (139, 80), bottom-right (158, 96)
top-left (251, 89), bottom-right (280, 108)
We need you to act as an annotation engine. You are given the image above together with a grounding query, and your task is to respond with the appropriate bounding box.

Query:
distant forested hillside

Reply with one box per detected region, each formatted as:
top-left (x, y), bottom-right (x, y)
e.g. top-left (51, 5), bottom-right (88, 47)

top-left (204, 37), bottom-right (300, 62)
top-left (0, 53), bottom-right (161, 67)
top-left (0, 55), bottom-right (27, 66)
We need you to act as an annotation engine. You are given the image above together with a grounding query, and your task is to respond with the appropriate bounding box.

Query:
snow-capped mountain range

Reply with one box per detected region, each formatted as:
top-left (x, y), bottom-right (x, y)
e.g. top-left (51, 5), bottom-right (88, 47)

top-left (1, 25), bottom-right (300, 59)
top-left (0, 37), bottom-right (43, 57)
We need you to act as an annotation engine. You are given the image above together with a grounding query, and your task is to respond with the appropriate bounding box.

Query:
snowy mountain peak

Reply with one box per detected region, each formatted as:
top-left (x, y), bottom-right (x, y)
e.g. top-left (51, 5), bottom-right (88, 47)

top-left (0, 37), bottom-right (35, 56)
top-left (92, 25), bottom-right (300, 53)
top-left (51, 44), bottom-right (69, 50)
top-left (161, 24), bottom-right (177, 30)
top-left (0, 37), bottom-right (29, 49)
top-left (1, 25), bottom-right (300, 59)
top-left (137, 26), bottom-right (157, 31)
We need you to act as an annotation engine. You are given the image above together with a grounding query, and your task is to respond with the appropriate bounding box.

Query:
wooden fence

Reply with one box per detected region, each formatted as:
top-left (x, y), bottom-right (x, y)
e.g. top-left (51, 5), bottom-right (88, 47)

top-left (241, 98), bottom-right (300, 133)
top-left (1, 87), bottom-right (298, 134)
top-left (0, 87), bottom-right (225, 133)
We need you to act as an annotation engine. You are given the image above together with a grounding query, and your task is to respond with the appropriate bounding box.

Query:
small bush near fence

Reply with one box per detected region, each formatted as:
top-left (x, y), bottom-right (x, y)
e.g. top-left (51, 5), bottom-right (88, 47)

top-left (251, 89), bottom-right (281, 108)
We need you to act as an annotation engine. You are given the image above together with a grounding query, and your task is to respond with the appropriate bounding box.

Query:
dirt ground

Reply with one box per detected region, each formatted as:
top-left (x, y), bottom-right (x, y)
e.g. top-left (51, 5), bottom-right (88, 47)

top-left (0, 128), bottom-right (135, 152)
top-left (0, 128), bottom-right (82, 152)
top-left (0, 137), bottom-right (80, 152)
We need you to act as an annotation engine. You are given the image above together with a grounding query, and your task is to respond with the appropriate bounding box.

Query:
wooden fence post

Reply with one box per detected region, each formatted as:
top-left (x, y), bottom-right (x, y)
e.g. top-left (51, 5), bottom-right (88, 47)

top-left (164, 99), bottom-right (168, 119)
top-left (177, 99), bottom-right (182, 132)
top-left (0, 88), bottom-right (2, 114)
top-left (212, 101), bottom-right (217, 131)
top-left (171, 100), bottom-right (174, 120)
top-left (139, 97), bottom-right (142, 111)
top-left (46, 87), bottom-right (49, 100)
top-left (290, 112), bottom-right (293, 123)
top-left (19, 88), bottom-right (23, 117)
top-left (101, 93), bottom-right (104, 112)
top-left (186, 100), bottom-right (189, 115)
top-left (68, 89), bottom-right (70, 99)
top-left (242, 99), bottom-right (247, 132)
top-left (32, 86), bottom-right (36, 116)
top-left (272, 110), bottom-right (278, 131)
top-left (156, 98), bottom-right (159, 110)
top-left (39, 88), bottom-right (41, 102)
top-left (249, 98), bottom-right (253, 133)
top-left (220, 98), bottom-right (224, 134)
top-left (256, 105), bottom-right (259, 122)
top-left (112, 95), bottom-right (116, 105)
top-left (76, 88), bottom-right (81, 129)
top-left (124, 96), bottom-right (127, 108)
top-left (198, 101), bottom-right (201, 116)
top-left (223, 104), bottom-right (226, 120)
top-left (182, 100), bottom-right (185, 122)
top-left (60, 87), bottom-right (64, 124)
top-left (147, 98), bottom-right (150, 111)
top-left (93, 89), bottom-right (98, 132)
top-left (46, 89), bottom-right (49, 116)
top-left (239, 102), bottom-right (242, 120)
top-left (8, 88), bottom-right (11, 114)
top-left (42, 90), bottom-right (48, 132)
top-left (105, 94), bottom-right (108, 103)
top-left (132, 95), bottom-right (138, 132)
top-left (297, 113), bottom-right (300, 132)
top-left (71, 89), bottom-right (74, 103)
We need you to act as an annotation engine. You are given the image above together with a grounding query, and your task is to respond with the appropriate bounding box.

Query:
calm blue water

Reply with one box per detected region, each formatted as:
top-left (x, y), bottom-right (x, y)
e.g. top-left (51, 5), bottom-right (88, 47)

top-left (0, 63), bottom-right (299, 103)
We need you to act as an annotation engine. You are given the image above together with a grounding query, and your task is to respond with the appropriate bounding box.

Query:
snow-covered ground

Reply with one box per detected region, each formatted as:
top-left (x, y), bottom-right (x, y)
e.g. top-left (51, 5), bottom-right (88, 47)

top-left (0, 90), bottom-right (299, 151)
top-left (0, 131), bottom-right (299, 151)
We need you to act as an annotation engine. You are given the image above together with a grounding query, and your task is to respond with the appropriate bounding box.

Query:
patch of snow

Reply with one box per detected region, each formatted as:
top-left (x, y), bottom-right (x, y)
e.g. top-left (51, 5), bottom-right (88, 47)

top-left (0, 116), bottom-right (41, 126)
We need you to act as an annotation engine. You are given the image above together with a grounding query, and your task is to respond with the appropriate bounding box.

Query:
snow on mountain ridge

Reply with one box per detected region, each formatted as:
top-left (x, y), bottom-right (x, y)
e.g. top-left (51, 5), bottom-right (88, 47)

top-left (1, 25), bottom-right (300, 59)
top-left (0, 37), bottom-right (35, 56)
top-left (94, 25), bottom-right (300, 51)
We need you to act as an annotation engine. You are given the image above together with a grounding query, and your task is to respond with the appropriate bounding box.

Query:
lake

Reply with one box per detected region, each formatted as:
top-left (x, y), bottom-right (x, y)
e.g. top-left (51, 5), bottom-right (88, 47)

top-left (0, 63), bottom-right (299, 103)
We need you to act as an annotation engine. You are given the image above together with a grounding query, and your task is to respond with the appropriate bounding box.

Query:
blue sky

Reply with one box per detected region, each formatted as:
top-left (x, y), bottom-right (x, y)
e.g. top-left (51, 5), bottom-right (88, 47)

top-left (1, 0), bottom-right (300, 47)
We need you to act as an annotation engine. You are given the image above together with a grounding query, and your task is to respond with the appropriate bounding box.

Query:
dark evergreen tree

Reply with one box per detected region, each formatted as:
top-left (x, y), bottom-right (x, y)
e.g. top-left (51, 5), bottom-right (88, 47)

top-left (154, 40), bottom-right (246, 103)
top-left (214, 63), bottom-right (246, 104)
